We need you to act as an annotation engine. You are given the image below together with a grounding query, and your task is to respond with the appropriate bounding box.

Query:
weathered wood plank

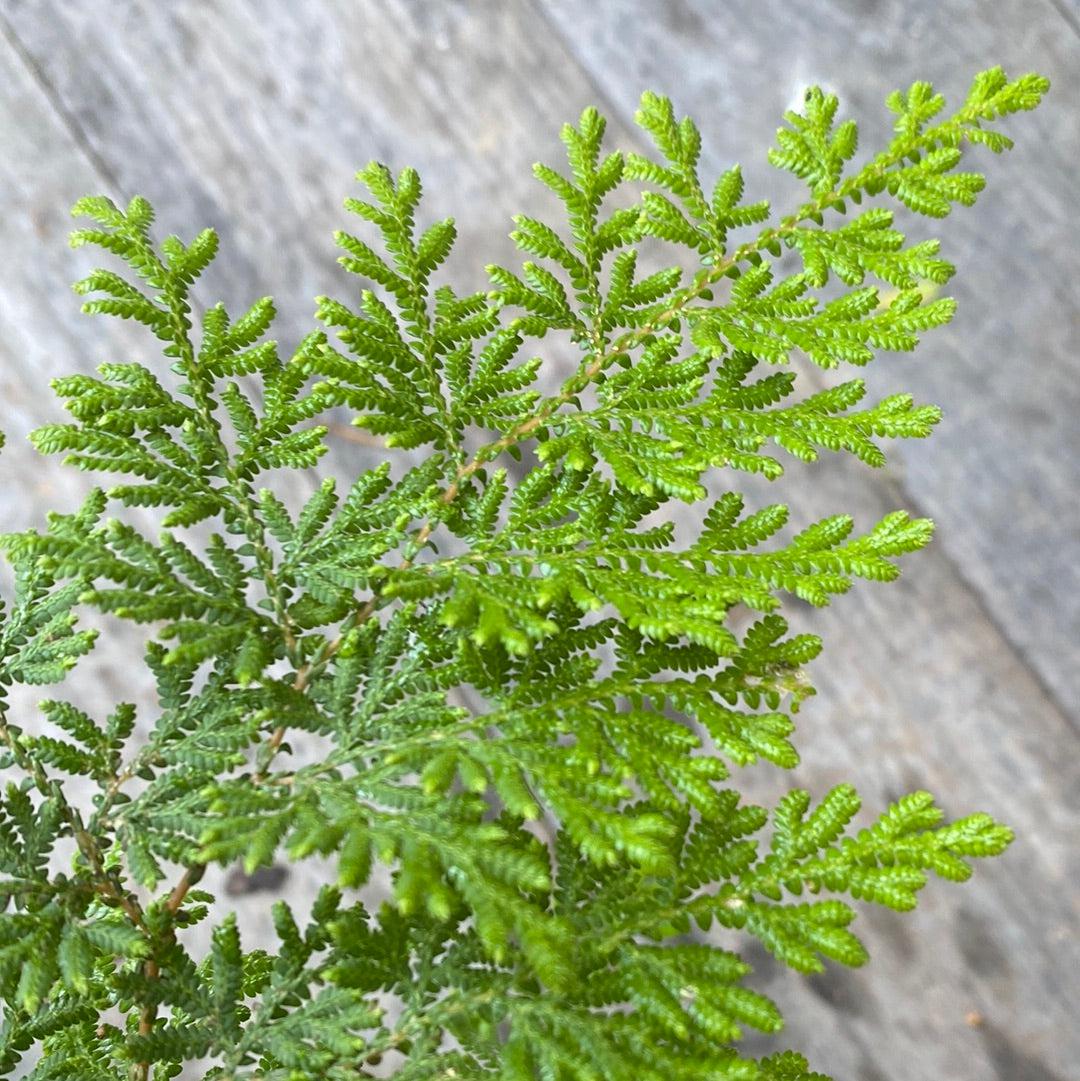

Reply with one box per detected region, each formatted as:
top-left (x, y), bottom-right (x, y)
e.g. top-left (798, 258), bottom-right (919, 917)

top-left (0, 1), bottom-right (1076, 1078)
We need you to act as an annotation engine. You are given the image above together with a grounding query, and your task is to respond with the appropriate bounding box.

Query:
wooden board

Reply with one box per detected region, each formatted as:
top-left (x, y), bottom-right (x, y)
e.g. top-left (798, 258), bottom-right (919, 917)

top-left (0, 1), bottom-right (1076, 1078)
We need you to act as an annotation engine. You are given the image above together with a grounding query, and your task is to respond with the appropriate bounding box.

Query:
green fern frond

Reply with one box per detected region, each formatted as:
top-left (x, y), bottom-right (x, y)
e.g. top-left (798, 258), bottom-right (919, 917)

top-left (0, 66), bottom-right (1047, 1080)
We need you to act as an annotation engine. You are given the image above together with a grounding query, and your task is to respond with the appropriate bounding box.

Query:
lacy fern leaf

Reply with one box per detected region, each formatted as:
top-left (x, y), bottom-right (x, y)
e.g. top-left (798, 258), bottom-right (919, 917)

top-left (0, 66), bottom-right (1046, 1080)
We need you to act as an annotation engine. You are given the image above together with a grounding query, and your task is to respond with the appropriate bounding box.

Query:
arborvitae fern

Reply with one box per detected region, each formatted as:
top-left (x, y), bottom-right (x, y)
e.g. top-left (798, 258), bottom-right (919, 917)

top-left (0, 67), bottom-right (1046, 1079)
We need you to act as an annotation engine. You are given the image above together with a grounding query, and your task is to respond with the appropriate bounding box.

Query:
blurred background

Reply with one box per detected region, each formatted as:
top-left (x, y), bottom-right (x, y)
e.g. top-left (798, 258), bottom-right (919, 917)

top-left (0, 1), bottom-right (1076, 1078)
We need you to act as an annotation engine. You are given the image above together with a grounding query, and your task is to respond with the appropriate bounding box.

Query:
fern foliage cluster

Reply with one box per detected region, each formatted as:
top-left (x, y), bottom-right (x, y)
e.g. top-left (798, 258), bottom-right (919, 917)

top-left (0, 67), bottom-right (1045, 1079)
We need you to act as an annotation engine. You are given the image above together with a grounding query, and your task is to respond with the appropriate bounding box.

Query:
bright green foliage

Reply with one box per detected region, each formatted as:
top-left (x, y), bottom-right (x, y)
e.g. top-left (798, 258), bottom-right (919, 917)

top-left (0, 67), bottom-right (1044, 1079)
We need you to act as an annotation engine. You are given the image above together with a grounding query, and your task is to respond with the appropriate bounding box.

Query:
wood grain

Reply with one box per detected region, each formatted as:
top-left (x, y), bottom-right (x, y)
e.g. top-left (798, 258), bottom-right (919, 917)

top-left (0, 1), bottom-right (1076, 1077)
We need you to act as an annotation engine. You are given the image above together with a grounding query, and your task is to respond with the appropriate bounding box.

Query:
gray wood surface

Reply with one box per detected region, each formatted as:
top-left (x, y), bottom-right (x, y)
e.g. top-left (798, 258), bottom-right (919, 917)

top-left (0, 2), bottom-right (1076, 1078)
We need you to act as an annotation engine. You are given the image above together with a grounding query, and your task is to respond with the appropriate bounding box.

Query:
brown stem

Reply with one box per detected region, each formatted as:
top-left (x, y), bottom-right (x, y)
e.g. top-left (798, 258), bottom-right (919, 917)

top-left (132, 863), bottom-right (207, 1079)
top-left (165, 863), bottom-right (205, 917)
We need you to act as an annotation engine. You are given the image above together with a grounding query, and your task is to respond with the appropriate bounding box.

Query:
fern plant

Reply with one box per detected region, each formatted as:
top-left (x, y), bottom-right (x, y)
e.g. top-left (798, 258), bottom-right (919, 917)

top-left (0, 67), bottom-right (1046, 1080)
